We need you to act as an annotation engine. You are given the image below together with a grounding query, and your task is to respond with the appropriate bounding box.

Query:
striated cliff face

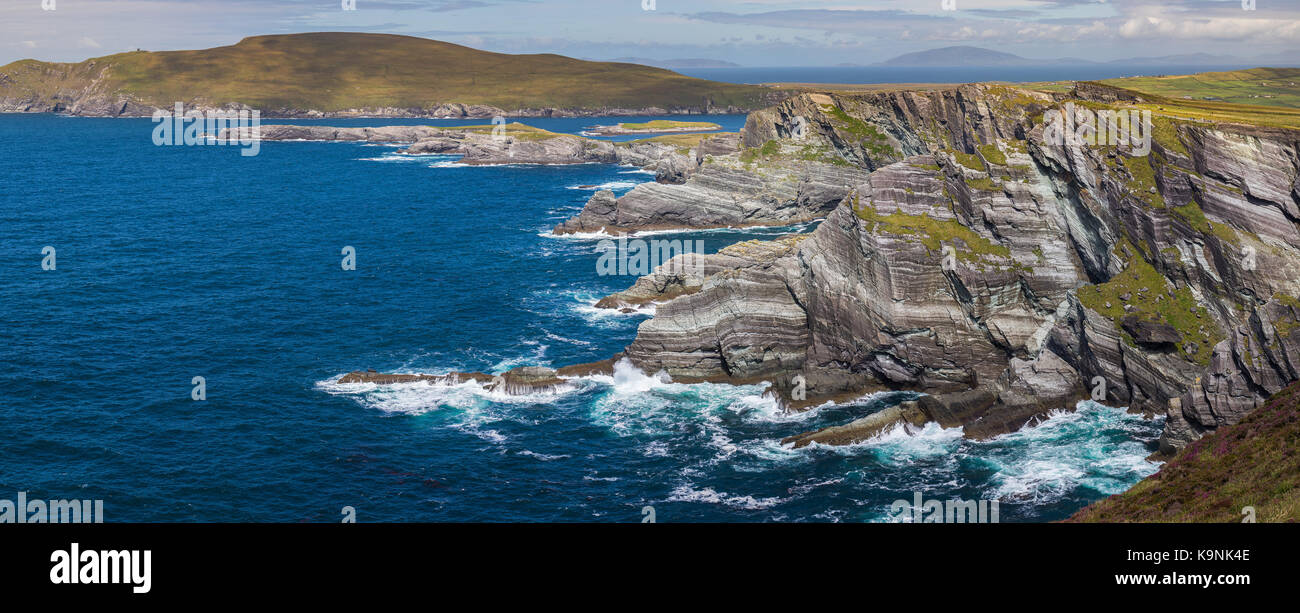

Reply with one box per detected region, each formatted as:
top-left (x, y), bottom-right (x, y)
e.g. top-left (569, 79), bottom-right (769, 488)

top-left (608, 84), bottom-right (1300, 453)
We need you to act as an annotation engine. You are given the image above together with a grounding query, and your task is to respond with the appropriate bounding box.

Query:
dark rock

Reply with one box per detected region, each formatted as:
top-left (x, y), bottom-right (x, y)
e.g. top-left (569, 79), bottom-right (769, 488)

top-left (1121, 315), bottom-right (1181, 347)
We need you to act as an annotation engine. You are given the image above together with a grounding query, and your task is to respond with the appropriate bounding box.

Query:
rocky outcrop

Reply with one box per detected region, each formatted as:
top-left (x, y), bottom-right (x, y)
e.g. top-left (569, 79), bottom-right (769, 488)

top-left (595, 235), bottom-right (808, 310)
top-left (599, 84), bottom-right (1300, 450)
top-left (554, 140), bottom-right (873, 234)
top-left (219, 123), bottom-right (687, 167)
top-left (782, 401), bottom-right (928, 448)
top-left (337, 364), bottom-right (587, 396)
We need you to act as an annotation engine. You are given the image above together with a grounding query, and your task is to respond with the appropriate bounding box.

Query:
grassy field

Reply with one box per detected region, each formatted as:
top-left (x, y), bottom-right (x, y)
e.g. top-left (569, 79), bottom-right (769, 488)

top-left (0, 32), bottom-right (772, 113)
top-left (1069, 380), bottom-right (1300, 523)
top-left (1024, 68), bottom-right (1300, 129)
top-left (1100, 67), bottom-right (1300, 108)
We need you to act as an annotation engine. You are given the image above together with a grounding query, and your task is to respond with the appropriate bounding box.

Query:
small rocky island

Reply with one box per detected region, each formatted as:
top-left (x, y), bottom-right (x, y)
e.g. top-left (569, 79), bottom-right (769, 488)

top-left (583, 120), bottom-right (723, 136)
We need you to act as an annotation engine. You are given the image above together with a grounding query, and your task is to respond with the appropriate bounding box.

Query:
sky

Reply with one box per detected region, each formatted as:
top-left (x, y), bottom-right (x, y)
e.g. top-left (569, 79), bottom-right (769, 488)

top-left (3, 0), bottom-right (1299, 66)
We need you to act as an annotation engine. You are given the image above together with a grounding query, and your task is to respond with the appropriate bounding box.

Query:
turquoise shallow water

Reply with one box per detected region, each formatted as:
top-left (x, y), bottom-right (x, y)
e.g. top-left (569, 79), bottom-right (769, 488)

top-left (0, 113), bottom-right (1162, 522)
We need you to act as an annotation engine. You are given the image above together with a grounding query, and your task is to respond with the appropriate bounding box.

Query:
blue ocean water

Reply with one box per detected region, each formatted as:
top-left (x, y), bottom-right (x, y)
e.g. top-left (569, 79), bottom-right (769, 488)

top-left (0, 113), bottom-right (1162, 522)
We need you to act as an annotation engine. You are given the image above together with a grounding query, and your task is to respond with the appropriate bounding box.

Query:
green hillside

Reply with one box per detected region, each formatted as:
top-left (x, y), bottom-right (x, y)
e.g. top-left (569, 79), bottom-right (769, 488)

top-left (1099, 67), bottom-right (1300, 108)
top-left (1069, 381), bottom-right (1300, 523)
top-left (0, 32), bottom-right (772, 113)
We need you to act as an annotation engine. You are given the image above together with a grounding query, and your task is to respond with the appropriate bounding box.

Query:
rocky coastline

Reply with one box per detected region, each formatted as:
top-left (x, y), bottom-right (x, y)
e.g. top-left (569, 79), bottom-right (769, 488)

top-left (331, 82), bottom-right (1300, 459)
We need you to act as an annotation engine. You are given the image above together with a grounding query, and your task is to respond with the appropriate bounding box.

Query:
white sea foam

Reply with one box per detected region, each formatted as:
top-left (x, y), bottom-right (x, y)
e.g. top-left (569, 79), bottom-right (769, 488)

top-left (557, 289), bottom-right (655, 324)
top-left (315, 367), bottom-right (580, 416)
top-left (565, 180), bottom-right (642, 191)
top-left (518, 450), bottom-right (571, 462)
top-left (357, 153), bottom-right (454, 163)
top-left (539, 219), bottom-right (823, 241)
top-left (666, 484), bottom-right (785, 510)
top-left (429, 159), bottom-right (470, 168)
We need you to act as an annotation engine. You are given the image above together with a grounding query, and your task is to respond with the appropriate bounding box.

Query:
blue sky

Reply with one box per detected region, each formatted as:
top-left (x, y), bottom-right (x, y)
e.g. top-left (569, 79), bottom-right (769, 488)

top-left (3, 0), bottom-right (1298, 66)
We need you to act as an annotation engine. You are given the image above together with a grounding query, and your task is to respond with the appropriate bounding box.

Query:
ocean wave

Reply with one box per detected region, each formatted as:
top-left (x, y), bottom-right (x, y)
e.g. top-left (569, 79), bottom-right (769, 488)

top-left (974, 400), bottom-right (1162, 504)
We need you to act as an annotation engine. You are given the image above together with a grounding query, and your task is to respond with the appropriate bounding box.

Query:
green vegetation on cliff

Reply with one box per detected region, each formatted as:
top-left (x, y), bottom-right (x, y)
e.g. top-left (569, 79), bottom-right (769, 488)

top-left (1078, 239), bottom-right (1221, 365)
top-left (0, 32), bottom-right (772, 113)
top-left (1171, 200), bottom-right (1241, 246)
top-left (1070, 381), bottom-right (1300, 522)
top-left (851, 195), bottom-right (1013, 266)
top-left (821, 104), bottom-right (898, 159)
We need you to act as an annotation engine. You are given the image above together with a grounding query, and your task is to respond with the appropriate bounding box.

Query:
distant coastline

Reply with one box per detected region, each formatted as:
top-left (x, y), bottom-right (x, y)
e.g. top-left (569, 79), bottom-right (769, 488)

top-left (672, 64), bottom-right (1290, 86)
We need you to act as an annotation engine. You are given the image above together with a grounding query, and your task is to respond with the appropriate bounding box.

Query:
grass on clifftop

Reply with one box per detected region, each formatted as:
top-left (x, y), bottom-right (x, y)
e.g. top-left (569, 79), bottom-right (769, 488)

top-left (1069, 381), bottom-right (1300, 523)
top-left (0, 32), bottom-right (771, 112)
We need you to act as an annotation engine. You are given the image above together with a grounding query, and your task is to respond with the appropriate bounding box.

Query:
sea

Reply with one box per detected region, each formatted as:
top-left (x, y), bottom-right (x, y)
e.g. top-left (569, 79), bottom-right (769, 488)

top-left (0, 111), bottom-right (1163, 522)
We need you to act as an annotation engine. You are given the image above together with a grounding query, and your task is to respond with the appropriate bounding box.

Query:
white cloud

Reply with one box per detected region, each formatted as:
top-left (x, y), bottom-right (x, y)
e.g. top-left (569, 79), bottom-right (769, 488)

top-left (1118, 16), bottom-right (1300, 41)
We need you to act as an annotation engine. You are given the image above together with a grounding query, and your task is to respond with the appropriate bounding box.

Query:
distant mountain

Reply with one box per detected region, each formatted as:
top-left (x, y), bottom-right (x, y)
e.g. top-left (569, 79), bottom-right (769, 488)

top-left (609, 57), bottom-right (742, 69)
top-left (877, 46), bottom-right (1041, 67)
